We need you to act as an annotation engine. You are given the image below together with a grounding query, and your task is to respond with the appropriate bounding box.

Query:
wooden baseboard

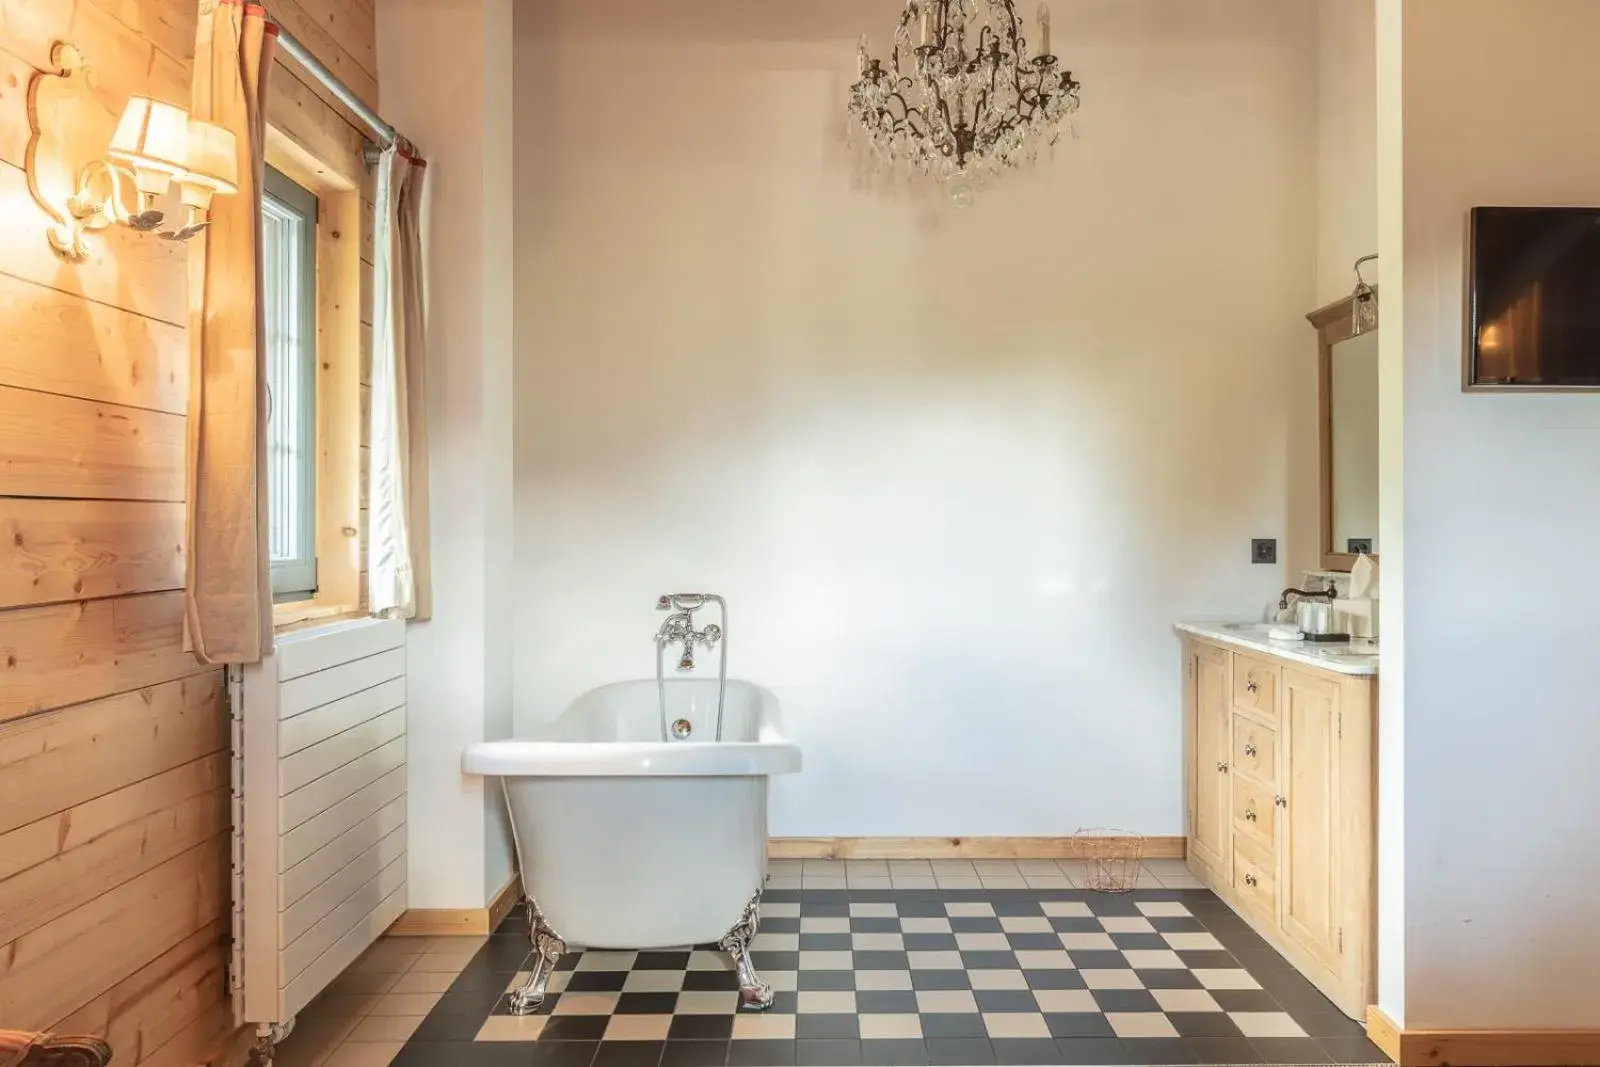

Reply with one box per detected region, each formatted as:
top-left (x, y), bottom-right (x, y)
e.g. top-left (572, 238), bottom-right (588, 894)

top-left (767, 836), bottom-right (1186, 861)
top-left (1367, 1007), bottom-right (1600, 1066)
top-left (387, 874), bottom-right (521, 937)
top-left (1367, 1006), bottom-right (1403, 1063)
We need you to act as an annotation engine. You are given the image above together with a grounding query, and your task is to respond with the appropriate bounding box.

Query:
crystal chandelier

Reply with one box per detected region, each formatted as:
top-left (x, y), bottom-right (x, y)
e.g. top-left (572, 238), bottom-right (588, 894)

top-left (848, 0), bottom-right (1081, 195)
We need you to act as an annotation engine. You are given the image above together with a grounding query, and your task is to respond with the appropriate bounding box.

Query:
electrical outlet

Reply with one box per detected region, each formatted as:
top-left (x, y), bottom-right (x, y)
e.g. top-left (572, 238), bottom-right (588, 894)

top-left (1251, 538), bottom-right (1277, 565)
top-left (1347, 538), bottom-right (1373, 555)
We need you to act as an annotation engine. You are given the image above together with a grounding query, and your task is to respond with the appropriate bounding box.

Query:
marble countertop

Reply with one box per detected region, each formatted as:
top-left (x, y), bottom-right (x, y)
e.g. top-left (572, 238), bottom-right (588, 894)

top-left (1175, 621), bottom-right (1379, 677)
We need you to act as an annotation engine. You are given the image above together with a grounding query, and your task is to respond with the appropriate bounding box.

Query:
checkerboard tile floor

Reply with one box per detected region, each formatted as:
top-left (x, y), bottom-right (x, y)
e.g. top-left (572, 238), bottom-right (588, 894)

top-left (370, 876), bottom-right (1391, 1067)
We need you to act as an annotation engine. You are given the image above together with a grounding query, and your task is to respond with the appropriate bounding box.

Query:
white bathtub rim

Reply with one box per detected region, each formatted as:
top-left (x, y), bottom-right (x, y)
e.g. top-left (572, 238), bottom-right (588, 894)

top-left (462, 738), bottom-right (800, 777)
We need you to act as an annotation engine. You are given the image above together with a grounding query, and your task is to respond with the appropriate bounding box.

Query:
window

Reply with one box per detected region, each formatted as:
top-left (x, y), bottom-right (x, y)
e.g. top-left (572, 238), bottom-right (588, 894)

top-left (262, 166), bottom-right (319, 601)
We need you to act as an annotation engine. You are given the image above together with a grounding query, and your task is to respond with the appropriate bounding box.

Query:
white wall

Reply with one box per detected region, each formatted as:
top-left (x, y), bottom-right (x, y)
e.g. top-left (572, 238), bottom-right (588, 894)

top-left (513, 0), bottom-right (1319, 837)
top-left (379, 0), bottom-right (516, 909)
top-left (1315, 0), bottom-right (1378, 306)
top-left (1385, 0), bottom-right (1600, 1029)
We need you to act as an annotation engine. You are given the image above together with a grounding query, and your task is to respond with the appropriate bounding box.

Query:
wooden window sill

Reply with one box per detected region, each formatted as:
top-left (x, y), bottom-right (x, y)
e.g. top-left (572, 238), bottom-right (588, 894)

top-left (274, 600), bottom-right (363, 634)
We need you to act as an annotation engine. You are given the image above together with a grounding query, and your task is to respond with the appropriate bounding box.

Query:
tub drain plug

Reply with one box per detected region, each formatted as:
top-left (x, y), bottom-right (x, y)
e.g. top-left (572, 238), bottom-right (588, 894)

top-left (671, 718), bottom-right (693, 740)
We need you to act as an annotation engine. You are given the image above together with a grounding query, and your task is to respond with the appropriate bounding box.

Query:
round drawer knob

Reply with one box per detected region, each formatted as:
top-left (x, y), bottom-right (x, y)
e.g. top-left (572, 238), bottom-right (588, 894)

top-left (1244, 809), bottom-right (1257, 822)
top-left (1274, 794), bottom-right (1287, 807)
top-left (1246, 679), bottom-right (1258, 694)
top-left (1244, 743), bottom-right (1257, 758)
top-left (1216, 761), bottom-right (1229, 773)
top-left (1244, 873), bottom-right (1258, 887)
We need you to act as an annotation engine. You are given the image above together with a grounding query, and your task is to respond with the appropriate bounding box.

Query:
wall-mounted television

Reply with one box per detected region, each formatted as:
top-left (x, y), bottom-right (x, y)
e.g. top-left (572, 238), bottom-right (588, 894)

top-left (1468, 206), bottom-right (1600, 389)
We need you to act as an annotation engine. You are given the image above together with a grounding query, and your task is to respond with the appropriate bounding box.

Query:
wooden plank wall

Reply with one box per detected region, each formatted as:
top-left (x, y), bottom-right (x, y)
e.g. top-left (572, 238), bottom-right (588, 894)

top-left (0, 1), bottom-right (376, 1064)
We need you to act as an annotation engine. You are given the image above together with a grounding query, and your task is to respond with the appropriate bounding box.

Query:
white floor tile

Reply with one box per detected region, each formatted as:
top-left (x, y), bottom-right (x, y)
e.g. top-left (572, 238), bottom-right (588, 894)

top-left (1107, 1012), bottom-right (1180, 1039)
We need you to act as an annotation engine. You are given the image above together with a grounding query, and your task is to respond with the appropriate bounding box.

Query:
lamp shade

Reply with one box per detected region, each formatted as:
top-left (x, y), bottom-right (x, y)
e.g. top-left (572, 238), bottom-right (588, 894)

top-left (183, 119), bottom-right (238, 194)
top-left (109, 97), bottom-right (189, 195)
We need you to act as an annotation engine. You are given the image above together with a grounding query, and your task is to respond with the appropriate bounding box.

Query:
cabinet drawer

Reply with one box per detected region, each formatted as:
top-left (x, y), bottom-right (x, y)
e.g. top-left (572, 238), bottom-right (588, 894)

top-left (1232, 774), bottom-right (1277, 847)
top-left (1232, 655), bottom-right (1279, 719)
top-left (1231, 714), bottom-right (1277, 785)
top-left (1232, 833), bottom-right (1277, 919)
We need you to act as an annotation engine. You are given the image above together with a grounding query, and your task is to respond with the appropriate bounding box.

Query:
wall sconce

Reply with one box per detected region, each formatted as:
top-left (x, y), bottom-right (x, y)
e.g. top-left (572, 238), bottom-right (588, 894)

top-left (25, 42), bottom-right (238, 261)
top-left (1350, 253), bottom-right (1379, 335)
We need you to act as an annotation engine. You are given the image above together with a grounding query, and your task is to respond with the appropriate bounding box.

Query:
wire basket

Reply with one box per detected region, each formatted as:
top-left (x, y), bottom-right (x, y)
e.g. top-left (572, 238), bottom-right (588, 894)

top-left (1072, 828), bottom-right (1145, 893)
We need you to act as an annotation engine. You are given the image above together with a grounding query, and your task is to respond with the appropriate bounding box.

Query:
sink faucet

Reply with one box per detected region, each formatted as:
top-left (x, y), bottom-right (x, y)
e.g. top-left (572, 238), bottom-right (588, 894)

top-left (655, 595), bottom-right (722, 670)
top-left (1279, 586), bottom-right (1337, 611)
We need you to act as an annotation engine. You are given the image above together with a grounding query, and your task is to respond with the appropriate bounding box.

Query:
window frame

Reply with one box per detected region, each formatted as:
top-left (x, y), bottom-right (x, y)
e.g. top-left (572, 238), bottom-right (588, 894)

top-left (262, 120), bottom-right (369, 629)
top-left (263, 165), bottom-right (321, 602)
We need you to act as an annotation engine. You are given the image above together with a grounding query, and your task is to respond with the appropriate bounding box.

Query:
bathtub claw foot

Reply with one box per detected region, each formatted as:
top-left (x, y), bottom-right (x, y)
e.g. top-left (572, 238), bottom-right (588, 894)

top-left (509, 908), bottom-right (567, 1016)
top-left (720, 888), bottom-right (774, 1013)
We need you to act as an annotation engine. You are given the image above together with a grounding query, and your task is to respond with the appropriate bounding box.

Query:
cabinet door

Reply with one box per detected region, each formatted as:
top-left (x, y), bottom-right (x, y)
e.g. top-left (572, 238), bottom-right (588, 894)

top-left (1187, 643), bottom-right (1231, 874)
top-left (1280, 668), bottom-right (1343, 972)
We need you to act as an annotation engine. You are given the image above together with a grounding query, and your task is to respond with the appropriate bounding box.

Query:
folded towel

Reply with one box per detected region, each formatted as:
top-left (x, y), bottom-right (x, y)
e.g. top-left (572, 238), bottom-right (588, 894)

top-left (1267, 626), bottom-right (1304, 642)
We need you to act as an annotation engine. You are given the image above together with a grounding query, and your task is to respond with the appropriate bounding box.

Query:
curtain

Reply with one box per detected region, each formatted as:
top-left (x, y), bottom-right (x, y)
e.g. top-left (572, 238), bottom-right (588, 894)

top-left (184, 0), bottom-right (275, 663)
top-left (369, 144), bottom-right (433, 620)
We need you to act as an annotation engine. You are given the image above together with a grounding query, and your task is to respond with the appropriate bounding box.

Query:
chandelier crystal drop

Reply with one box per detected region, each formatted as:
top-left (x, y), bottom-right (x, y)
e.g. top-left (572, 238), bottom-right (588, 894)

top-left (848, 0), bottom-right (1081, 193)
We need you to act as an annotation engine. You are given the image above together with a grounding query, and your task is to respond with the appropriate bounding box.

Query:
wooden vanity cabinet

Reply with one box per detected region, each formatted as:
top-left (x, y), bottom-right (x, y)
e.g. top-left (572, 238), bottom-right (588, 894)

top-left (1182, 637), bottom-right (1376, 1018)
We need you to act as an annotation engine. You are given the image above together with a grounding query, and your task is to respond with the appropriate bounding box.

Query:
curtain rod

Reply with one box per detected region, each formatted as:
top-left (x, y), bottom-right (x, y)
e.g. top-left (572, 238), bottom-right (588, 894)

top-left (269, 18), bottom-right (414, 165)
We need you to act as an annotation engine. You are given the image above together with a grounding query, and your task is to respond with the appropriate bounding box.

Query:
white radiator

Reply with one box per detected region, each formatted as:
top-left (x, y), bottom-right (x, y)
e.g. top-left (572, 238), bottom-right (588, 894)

top-left (234, 617), bottom-right (408, 1030)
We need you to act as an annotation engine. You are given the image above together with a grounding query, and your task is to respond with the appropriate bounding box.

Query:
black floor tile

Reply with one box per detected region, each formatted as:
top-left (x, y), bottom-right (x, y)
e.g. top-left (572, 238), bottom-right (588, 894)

top-left (1022, 969), bottom-right (1087, 990)
top-left (669, 1016), bottom-right (735, 1041)
top-left (1052, 1037), bottom-right (1131, 1064)
top-left (853, 950), bottom-right (911, 970)
top-left (528, 1042), bottom-right (604, 1067)
top-left (751, 951), bottom-right (801, 971)
top-left (1043, 1013), bottom-right (1116, 1039)
top-left (1175, 949), bottom-right (1238, 970)
top-left (768, 991), bottom-right (800, 1016)
top-left (925, 1038), bottom-right (995, 1065)
top-left (1067, 950), bottom-right (1126, 970)
top-left (1251, 1036), bottom-right (1338, 1063)
top-left (616, 992), bottom-right (680, 1014)
top-left (1118, 1037), bottom-right (1198, 1064)
top-left (763, 918), bottom-right (801, 934)
top-left (851, 916), bottom-right (901, 933)
top-left (1167, 1012), bottom-right (1245, 1038)
top-left (902, 934), bottom-right (959, 952)
top-left (960, 951), bottom-right (1020, 971)
top-left (1148, 916), bottom-right (1207, 933)
top-left (950, 917), bottom-right (1004, 933)
top-left (1089, 988), bottom-right (1160, 1013)
top-left (1208, 988), bottom-right (1281, 1013)
top-left (796, 970), bottom-right (855, 991)
top-left (542, 1017), bottom-right (612, 1041)
top-left (796, 1039), bottom-right (861, 1065)
top-left (660, 1040), bottom-right (729, 1067)
top-left (918, 1014), bottom-right (987, 1039)
top-left (593, 1042), bottom-right (666, 1067)
top-left (856, 990), bottom-right (918, 1014)
top-left (411, 1010), bottom-right (493, 1042)
top-left (727, 1040), bottom-right (797, 1066)
top-left (794, 1014), bottom-right (860, 1040)
top-left (1135, 968), bottom-right (1202, 989)
top-left (972, 989), bottom-right (1037, 1013)
top-left (682, 971), bottom-right (741, 992)
top-left (858, 1038), bottom-right (929, 1065)
top-left (1110, 933), bottom-right (1168, 951)
top-left (1318, 1035), bottom-right (1393, 1064)
top-left (909, 970), bottom-right (970, 991)
top-left (998, 927), bottom-right (1062, 947)
top-left (568, 971), bottom-right (630, 993)
top-left (1048, 917), bottom-right (1102, 934)
top-left (1185, 1036), bottom-right (1265, 1063)
top-left (989, 1038), bottom-right (1060, 1064)
top-left (797, 934), bottom-right (851, 952)
top-left (991, 898), bottom-right (1052, 916)
top-left (636, 952), bottom-right (692, 970)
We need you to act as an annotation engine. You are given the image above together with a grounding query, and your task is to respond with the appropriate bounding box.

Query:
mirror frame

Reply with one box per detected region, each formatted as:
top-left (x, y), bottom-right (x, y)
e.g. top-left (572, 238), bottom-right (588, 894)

top-left (1306, 289), bottom-right (1379, 572)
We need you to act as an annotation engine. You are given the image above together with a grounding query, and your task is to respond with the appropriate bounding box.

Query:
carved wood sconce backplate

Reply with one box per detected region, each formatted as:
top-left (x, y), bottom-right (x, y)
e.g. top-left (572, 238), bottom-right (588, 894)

top-left (25, 42), bottom-right (119, 261)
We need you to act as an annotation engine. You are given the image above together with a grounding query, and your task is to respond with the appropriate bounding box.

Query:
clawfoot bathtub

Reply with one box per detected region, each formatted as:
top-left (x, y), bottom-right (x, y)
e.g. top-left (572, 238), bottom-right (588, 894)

top-left (462, 679), bottom-right (801, 1013)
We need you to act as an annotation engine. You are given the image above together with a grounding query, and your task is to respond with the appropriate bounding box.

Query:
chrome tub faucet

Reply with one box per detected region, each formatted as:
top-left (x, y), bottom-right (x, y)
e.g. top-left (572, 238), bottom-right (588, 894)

top-left (656, 594), bottom-right (722, 670)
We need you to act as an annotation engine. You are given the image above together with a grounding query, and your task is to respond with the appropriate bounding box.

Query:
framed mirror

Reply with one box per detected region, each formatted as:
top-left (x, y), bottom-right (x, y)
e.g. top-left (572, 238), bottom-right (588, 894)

top-left (1307, 291), bottom-right (1378, 571)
